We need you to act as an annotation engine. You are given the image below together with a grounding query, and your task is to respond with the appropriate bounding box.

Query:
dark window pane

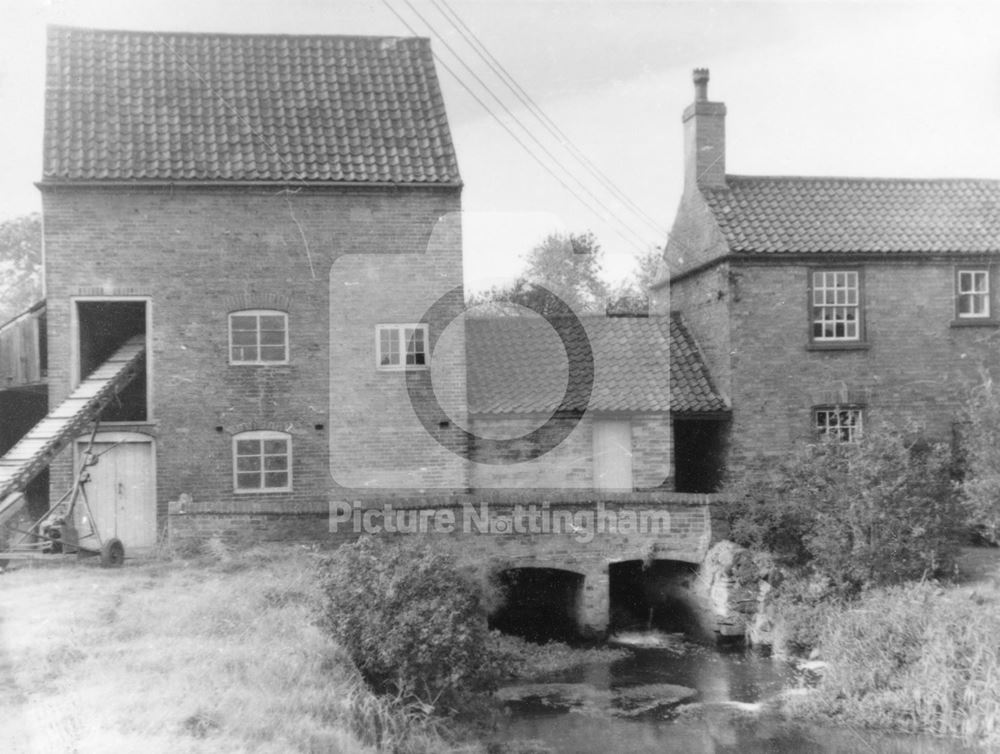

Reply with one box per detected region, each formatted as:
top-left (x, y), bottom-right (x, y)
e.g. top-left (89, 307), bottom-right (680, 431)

top-left (236, 440), bottom-right (259, 455)
top-left (264, 472), bottom-right (288, 488)
top-left (259, 346), bottom-right (286, 361)
top-left (263, 439), bottom-right (287, 455)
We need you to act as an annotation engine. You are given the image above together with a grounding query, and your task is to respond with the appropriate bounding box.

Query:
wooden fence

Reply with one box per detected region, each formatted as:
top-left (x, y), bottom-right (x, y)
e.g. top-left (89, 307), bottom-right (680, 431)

top-left (0, 303), bottom-right (45, 389)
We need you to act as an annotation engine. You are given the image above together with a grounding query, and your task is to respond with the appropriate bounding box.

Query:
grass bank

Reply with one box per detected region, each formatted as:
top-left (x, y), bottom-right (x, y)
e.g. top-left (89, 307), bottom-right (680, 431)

top-left (0, 543), bottom-right (626, 753)
top-left (782, 549), bottom-right (1000, 748)
top-left (0, 545), bottom-right (467, 753)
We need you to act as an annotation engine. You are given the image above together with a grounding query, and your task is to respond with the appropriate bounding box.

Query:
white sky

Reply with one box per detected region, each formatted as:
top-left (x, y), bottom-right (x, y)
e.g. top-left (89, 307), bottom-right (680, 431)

top-left (2, 1), bottom-right (999, 292)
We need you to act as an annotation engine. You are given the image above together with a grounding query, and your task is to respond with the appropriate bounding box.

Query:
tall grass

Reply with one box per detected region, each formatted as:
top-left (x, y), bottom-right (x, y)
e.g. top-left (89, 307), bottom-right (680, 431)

top-left (791, 580), bottom-right (1000, 747)
top-left (0, 544), bottom-right (468, 753)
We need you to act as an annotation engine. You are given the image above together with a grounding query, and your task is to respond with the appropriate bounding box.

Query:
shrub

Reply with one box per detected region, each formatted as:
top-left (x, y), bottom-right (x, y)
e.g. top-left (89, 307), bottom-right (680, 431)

top-left (959, 374), bottom-right (1000, 543)
top-left (728, 423), bottom-right (961, 593)
top-left (317, 536), bottom-right (503, 714)
top-left (799, 582), bottom-right (1000, 746)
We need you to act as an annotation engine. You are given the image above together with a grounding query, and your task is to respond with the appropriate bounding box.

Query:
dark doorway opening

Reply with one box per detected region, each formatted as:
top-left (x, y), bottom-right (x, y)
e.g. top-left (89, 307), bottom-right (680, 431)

top-left (609, 560), bottom-right (700, 635)
top-left (490, 567), bottom-right (584, 642)
top-left (76, 301), bottom-right (147, 422)
top-left (0, 388), bottom-right (49, 518)
top-left (673, 418), bottom-right (728, 492)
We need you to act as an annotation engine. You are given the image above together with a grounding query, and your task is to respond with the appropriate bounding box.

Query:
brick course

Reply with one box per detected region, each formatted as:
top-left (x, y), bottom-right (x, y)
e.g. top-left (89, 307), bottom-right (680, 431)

top-left (43, 185), bottom-right (463, 536)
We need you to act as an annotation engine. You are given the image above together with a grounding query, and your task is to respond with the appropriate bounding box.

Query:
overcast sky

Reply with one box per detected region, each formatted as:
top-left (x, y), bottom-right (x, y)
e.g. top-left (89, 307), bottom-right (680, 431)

top-left (2, 1), bottom-right (999, 290)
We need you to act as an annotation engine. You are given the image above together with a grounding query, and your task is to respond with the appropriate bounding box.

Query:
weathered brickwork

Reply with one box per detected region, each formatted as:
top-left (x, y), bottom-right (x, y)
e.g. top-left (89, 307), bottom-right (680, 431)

top-left (468, 412), bottom-right (673, 490)
top-left (673, 257), bottom-right (1000, 474)
top-left (323, 491), bottom-right (723, 633)
top-left (42, 185), bottom-right (463, 535)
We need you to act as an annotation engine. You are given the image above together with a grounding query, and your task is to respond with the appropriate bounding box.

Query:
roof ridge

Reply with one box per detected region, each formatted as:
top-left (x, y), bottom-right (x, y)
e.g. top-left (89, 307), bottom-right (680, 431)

top-left (721, 174), bottom-right (1000, 185)
top-left (48, 24), bottom-right (431, 44)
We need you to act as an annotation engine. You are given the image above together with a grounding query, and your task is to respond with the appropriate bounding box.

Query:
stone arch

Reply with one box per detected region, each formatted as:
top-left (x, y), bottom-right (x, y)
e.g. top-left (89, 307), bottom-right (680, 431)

top-left (608, 558), bottom-right (705, 637)
top-left (489, 565), bottom-right (587, 641)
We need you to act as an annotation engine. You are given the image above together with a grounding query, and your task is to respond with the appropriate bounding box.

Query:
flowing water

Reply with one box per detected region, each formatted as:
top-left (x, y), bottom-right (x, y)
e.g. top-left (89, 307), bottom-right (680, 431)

top-left (494, 633), bottom-right (979, 753)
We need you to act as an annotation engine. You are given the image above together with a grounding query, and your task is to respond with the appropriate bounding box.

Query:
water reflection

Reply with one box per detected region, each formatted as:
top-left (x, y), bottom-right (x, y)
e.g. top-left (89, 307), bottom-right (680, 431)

top-left (496, 643), bottom-right (977, 754)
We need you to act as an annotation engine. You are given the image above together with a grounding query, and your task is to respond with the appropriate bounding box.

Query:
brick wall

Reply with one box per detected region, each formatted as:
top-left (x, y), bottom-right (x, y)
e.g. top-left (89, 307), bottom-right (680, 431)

top-left (468, 412), bottom-right (673, 490)
top-left (42, 184), bottom-right (463, 537)
top-left (719, 259), bottom-right (1000, 473)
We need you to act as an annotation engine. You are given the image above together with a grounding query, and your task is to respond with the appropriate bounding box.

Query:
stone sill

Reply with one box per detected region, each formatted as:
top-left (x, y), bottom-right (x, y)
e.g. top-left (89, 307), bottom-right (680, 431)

top-left (806, 342), bottom-right (871, 352)
top-left (950, 319), bottom-right (1000, 328)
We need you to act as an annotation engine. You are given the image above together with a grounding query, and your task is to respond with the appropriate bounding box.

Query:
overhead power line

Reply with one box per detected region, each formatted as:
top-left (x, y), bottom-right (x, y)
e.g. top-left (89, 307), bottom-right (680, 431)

top-left (383, 0), bottom-right (645, 251)
top-left (381, 0), bottom-right (656, 255)
top-left (428, 0), bottom-right (667, 239)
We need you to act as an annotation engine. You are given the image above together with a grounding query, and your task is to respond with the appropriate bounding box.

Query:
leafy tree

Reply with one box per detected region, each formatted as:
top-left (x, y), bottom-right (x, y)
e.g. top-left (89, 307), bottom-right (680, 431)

top-left (958, 373), bottom-right (1000, 543)
top-left (468, 231), bottom-right (609, 316)
top-left (630, 245), bottom-right (665, 292)
top-left (0, 213), bottom-right (42, 325)
top-left (728, 423), bottom-right (960, 593)
top-left (605, 246), bottom-right (664, 316)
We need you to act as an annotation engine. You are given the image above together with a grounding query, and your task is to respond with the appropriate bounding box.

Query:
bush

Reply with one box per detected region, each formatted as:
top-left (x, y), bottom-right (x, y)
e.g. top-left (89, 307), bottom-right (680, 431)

top-left (318, 537), bottom-right (503, 714)
top-left (728, 423), bottom-right (961, 593)
top-left (959, 374), bottom-right (1000, 543)
top-left (799, 582), bottom-right (1000, 746)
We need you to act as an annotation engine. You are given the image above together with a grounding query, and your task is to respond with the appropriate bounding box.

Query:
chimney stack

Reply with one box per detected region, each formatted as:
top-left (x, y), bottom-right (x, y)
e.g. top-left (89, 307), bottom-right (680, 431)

top-left (682, 68), bottom-right (727, 191)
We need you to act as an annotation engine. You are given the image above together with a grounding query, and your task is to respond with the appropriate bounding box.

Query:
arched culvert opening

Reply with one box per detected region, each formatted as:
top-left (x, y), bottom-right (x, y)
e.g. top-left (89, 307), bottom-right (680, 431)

top-left (489, 567), bottom-right (584, 642)
top-left (609, 560), bottom-right (701, 636)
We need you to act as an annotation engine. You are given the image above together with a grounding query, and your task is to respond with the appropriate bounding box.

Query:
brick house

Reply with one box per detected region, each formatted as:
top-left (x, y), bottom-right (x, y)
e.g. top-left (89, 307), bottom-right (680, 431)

top-left (464, 313), bottom-right (726, 492)
top-left (661, 69), bottom-right (1000, 476)
top-left (37, 26), bottom-right (466, 548)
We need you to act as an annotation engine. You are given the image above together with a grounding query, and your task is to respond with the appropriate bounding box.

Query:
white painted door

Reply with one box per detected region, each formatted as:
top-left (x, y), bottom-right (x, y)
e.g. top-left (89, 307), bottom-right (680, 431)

top-left (593, 420), bottom-right (633, 491)
top-left (75, 433), bottom-right (156, 549)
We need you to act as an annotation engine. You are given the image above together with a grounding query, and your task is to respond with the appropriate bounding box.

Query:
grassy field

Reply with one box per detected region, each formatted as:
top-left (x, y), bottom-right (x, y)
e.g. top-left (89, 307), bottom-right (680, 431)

top-left (0, 544), bottom-right (462, 754)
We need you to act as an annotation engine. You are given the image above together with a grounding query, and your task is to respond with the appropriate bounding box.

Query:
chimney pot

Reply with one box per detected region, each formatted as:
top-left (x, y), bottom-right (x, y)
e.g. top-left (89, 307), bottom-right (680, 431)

top-left (693, 68), bottom-right (710, 102)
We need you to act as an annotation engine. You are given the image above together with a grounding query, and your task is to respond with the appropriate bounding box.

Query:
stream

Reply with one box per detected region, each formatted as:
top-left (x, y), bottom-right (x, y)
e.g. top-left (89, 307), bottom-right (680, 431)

top-left (494, 632), bottom-right (979, 753)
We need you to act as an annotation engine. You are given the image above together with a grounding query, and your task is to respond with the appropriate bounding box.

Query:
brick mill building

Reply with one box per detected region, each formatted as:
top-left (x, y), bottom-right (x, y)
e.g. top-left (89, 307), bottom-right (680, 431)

top-left (0, 27), bottom-right (731, 553)
top-left (23, 26), bottom-right (469, 547)
top-left (661, 69), bottom-right (1000, 477)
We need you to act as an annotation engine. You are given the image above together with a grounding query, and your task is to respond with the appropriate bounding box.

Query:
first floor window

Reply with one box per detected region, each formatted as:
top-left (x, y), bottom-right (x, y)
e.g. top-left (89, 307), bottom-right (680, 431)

top-left (957, 269), bottom-right (990, 318)
top-left (229, 310), bottom-right (288, 364)
top-left (811, 270), bottom-right (861, 342)
top-left (233, 431), bottom-right (291, 491)
top-left (376, 324), bottom-right (428, 370)
top-left (815, 406), bottom-right (863, 443)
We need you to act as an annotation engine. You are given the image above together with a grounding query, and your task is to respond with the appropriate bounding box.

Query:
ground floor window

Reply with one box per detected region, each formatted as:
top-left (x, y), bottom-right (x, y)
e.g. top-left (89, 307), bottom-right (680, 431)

top-left (814, 406), bottom-right (863, 443)
top-left (233, 430), bottom-right (291, 492)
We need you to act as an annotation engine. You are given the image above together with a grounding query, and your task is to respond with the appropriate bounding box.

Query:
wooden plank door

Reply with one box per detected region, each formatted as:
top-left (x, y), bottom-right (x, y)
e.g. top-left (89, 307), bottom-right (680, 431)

top-left (76, 433), bottom-right (156, 549)
top-left (593, 419), bottom-right (633, 491)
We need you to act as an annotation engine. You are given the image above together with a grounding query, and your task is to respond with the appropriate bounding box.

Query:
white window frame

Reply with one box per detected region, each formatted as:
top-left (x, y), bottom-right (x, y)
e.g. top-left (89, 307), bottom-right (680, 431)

top-left (957, 269), bottom-right (990, 319)
top-left (375, 323), bottom-right (429, 371)
top-left (811, 270), bottom-right (861, 342)
top-left (232, 430), bottom-right (292, 493)
top-left (815, 406), bottom-right (864, 443)
top-left (228, 310), bottom-right (289, 365)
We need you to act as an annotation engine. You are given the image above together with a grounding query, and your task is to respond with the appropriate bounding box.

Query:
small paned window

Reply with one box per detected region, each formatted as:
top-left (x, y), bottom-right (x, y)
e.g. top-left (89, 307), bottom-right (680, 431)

top-left (233, 431), bottom-right (291, 492)
top-left (815, 407), bottom-right (863, 443)
top-left (229, 310), bottom-right (288, 364)
top-left (376, 324), bottom-right (428, 370)
top-left (812, 271), bottom-right (860, 342)
top-left (957, 270), bottom-right (990, 319)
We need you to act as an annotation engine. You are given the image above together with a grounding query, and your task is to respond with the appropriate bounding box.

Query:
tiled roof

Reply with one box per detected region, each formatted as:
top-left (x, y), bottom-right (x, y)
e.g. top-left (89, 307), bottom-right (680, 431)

top-left (43, 26), bottom-right (461, 184)
top-left (668, 313), bottom-right (727, 414)
top-left (703, 176), bottom-right (1000, 254)
top-left (465, 314), bottom-right (726, 415)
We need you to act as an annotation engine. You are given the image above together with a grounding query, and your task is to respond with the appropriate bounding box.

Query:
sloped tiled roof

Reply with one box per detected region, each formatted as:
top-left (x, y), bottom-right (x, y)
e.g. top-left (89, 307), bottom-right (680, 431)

top-left (703, 176), bottom-right (1000, 254)
top-left (465, 314), bottom-right (726, 415)
top-left (43, 26), bottom-right (461, 184)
